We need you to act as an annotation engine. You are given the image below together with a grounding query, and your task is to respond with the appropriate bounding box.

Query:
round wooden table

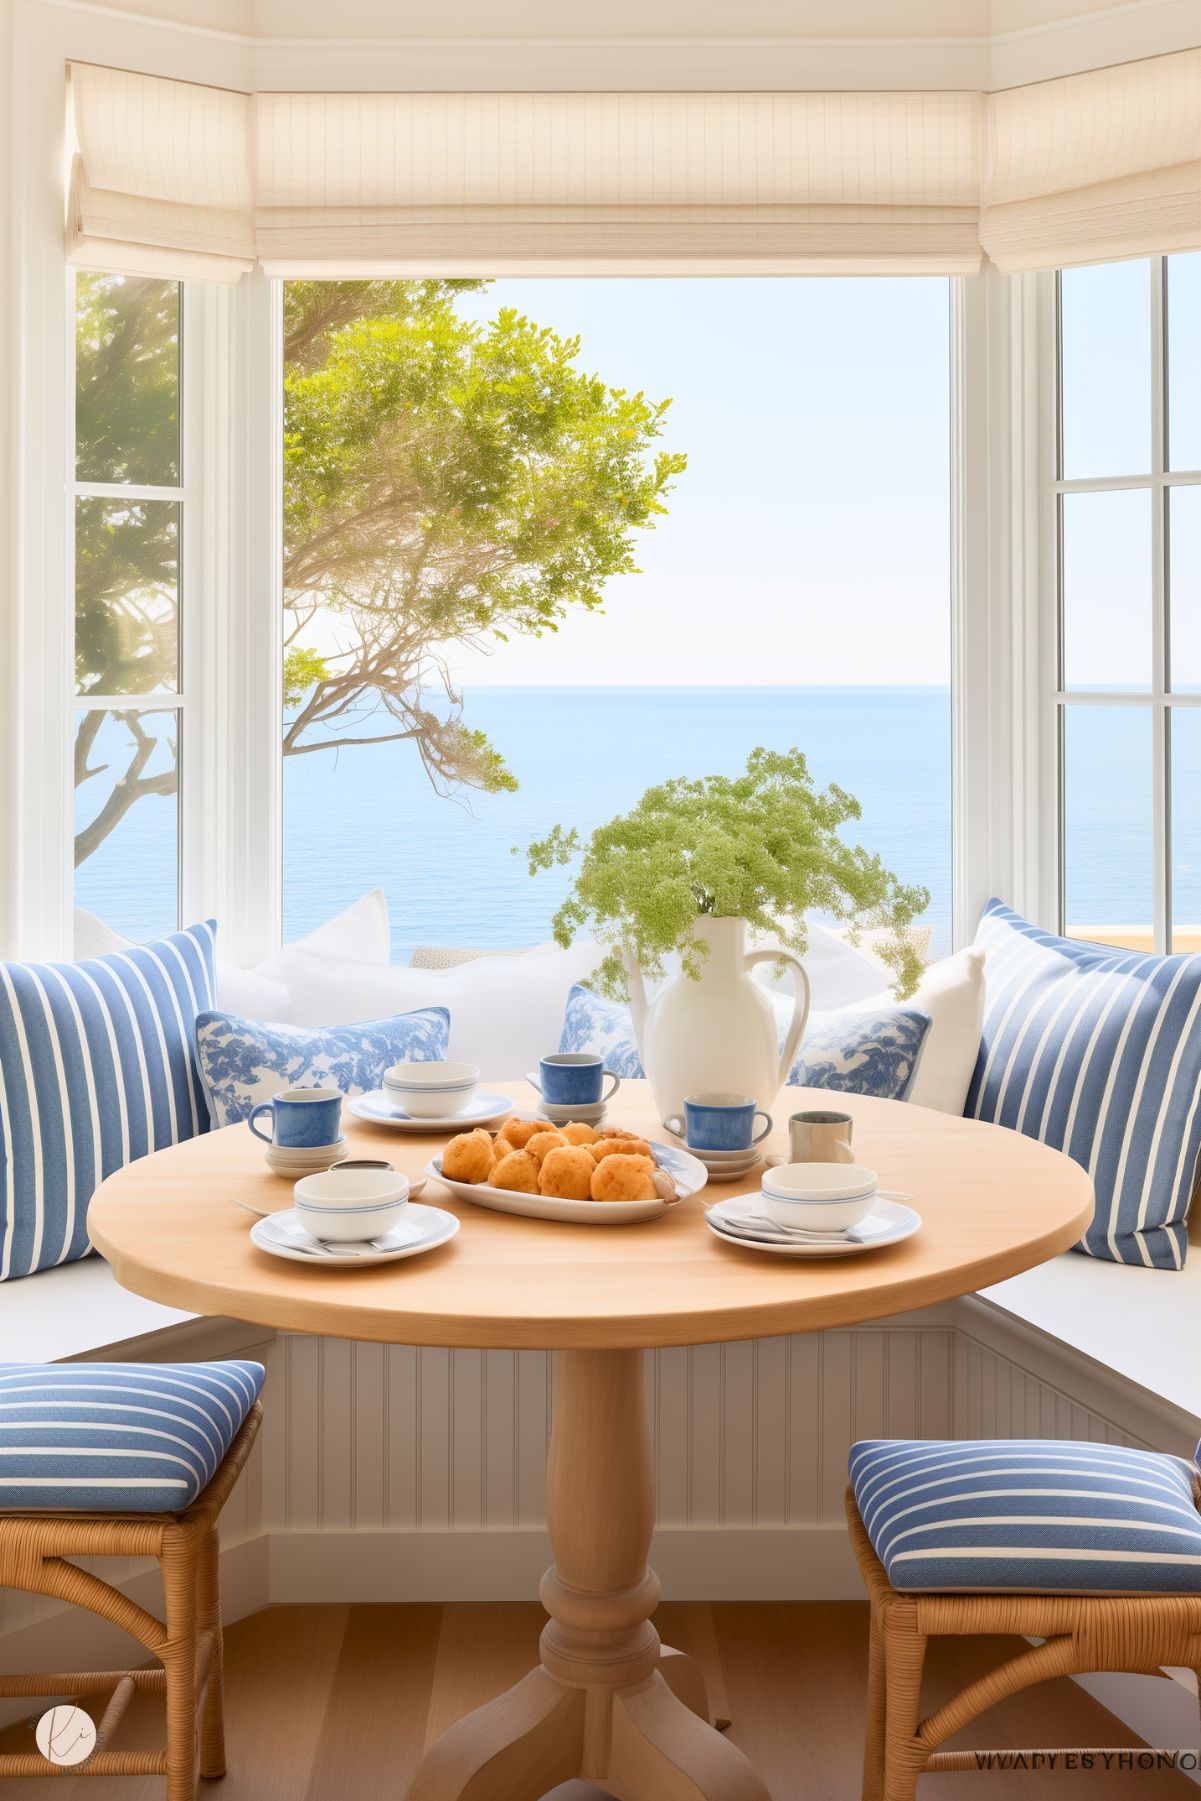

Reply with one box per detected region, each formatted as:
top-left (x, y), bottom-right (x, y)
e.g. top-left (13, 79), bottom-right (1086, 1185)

top-left (89, 1081), bottom-right (1093, 1801)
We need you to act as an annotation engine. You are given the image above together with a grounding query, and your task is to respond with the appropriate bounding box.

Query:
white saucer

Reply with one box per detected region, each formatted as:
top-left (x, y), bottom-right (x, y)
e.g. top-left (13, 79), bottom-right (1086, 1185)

top-left (538, 1098), bottom-right (608, 1127)
top-left (695, 1157), bottom-right (764, 1182)
top-left (704, 1195), bottom-right (920, 1257)
top-left (264, 1136), bottom-right (348, 1177)
top-left (250, 1202), bottom-right (459, 1266)
top-left (349, 1089), bottom-right (514, 1132)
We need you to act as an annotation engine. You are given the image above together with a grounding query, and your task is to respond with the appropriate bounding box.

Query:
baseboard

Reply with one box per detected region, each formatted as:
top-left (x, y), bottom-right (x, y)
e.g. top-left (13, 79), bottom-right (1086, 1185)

top-left (268, 1524), bottom-right (863, 1605)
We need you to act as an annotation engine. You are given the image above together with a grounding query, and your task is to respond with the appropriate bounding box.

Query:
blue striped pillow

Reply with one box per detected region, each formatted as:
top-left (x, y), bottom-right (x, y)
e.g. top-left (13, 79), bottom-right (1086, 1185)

top-left (0, 1360), bottom-right (263, 1512)
top-left (850, 1437), bottom-right (1201, 1595)
top-left (967, 901), bottom-right (1201, 1269)
top-left (0, 923), bottom-right (216, 1281)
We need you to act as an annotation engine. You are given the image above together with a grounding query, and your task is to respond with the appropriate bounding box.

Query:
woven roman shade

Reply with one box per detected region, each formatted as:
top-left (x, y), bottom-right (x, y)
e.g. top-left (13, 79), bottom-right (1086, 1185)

top-left (65, 55), bottom-right (1201, 282)
top-left (254, 91), bottom-right (983, 276)
top-left (67, 64), bottom-right (255, 281)
top-left (982, 49), bottom-right (1201, 272)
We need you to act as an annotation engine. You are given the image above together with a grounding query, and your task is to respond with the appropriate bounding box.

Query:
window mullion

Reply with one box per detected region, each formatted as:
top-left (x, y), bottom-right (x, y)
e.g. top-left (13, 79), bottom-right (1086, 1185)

top-left (1151, 256), bottom-right (1168, 952)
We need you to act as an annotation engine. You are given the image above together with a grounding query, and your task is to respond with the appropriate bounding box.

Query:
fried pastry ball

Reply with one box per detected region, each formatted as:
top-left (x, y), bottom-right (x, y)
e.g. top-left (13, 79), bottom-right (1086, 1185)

top-left (492, 1134), bottom-right (518, 1161)
top-left (502, 1118), bottom-right (554, 1151)
top-left (591, 1136), bottom-right (652, 1164)
top-left (560, 1121), bottom-right (598, 1146)
top-left (492, 1149), bottom-right (540, 1194)
top-left (526, 1129), bottom-right (568, 1166)
top-left (442, 1128), bottom-right (495, 1185)
top-left (538, 1145), bottom-right (596, 1200)
top-left (590, 1153), bottom-right (658, 1202)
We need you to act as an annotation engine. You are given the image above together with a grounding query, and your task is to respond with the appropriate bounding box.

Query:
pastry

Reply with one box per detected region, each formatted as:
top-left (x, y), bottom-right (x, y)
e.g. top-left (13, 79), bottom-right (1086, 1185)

top-left (492, 1149), bottom-right (541, 1193)
top-left (501, 1118), bottom-right (555, 1150)
top-left (526, 1129), bottom-right (568, 1166)
top-left (538, 1145), bottom-right (596, 1200)
top-left (441, 1128), bottom-right (495, 1184)
top-left (590, 1153), bottom-right (657, 1202)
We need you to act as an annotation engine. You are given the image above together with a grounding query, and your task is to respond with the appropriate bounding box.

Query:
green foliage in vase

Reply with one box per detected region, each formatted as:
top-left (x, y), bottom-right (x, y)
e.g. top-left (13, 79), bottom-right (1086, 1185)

top-left (526, 748), bottom-right (930, 1000)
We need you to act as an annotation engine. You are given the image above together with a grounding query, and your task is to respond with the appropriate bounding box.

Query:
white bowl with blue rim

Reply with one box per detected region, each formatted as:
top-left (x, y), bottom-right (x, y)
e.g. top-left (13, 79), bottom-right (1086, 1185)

top-left (759, 1162), bottom-right (877, 1233)
top-left (293, 1166), bottom-right (410, 1242)
top-left (382, 1060), bottom-right (480, 1119)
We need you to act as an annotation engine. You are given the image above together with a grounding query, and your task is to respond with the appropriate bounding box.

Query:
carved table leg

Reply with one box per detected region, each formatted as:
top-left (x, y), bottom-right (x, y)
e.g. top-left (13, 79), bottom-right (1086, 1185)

top-left (406, 1349), bottom-right (770, 1801)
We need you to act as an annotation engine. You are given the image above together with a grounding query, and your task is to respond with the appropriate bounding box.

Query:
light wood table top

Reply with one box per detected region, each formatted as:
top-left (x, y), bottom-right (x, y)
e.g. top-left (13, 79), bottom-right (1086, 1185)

top-left (89, 1080), bottom-right (1093, 1352)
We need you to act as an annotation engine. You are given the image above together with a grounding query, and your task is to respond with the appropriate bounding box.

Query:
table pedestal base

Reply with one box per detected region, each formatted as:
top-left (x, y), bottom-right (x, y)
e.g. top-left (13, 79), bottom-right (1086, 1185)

top-left (407, 1350), bottom-right (770, 1801)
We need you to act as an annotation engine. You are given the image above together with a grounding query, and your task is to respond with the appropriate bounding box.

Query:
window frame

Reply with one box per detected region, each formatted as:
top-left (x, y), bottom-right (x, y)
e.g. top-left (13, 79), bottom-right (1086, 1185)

top-left (4, 2), bottom-right (1016, 969)
top-left (71, 270), bottom-right (187, 939)
top-left (1050, 255), bottom-right (1201, 954)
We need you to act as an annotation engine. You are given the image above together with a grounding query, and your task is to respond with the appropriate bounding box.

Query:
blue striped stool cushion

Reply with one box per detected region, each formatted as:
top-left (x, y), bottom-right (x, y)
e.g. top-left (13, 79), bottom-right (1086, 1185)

top-left (0, 1361), bottom-right (264, 1513)
top-left (850, 1438), bottom-right (1201, 1595)
top-left (966, 900), bottom-right (1201, 1268)
top-left (0, 924), bottom-right (217, 1281)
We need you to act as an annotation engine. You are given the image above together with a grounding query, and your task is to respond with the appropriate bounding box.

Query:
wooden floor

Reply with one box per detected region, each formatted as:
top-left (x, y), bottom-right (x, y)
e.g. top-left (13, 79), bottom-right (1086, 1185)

top-left (1, 1600), bottom-right (1195, 1798)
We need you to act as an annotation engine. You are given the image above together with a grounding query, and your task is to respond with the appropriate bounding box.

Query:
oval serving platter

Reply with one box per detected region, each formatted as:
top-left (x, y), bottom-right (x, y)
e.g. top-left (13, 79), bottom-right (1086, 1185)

top-left (427, 1138), bottom-right (707, 1225)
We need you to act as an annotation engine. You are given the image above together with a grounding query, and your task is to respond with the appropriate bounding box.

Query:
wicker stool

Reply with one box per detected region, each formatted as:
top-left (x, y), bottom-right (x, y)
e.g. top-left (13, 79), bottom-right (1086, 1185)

top-left (846, 1437), bottom-right (1201, 1801)
top-left (0, 1361), bottom-right (263, 1797)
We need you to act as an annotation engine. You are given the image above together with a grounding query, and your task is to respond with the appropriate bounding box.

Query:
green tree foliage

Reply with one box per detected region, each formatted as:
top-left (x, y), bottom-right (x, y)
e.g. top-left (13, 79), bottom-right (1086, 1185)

top-left (281, 280), bottom-right (684, 793)
top-left (527, 748), bottom-right (930, 998)
top-left (72, 273), bottom-right (684, 868)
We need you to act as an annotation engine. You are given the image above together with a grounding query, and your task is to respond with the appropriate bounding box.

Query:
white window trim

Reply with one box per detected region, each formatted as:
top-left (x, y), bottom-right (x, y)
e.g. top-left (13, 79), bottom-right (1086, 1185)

top-left (1050, 257), bottom-right (1201, 955)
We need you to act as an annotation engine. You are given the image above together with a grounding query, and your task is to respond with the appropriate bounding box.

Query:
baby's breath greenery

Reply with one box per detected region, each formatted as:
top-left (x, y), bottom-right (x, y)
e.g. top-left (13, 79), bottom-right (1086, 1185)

top-left (525, 748), bottom-right (930, 1000)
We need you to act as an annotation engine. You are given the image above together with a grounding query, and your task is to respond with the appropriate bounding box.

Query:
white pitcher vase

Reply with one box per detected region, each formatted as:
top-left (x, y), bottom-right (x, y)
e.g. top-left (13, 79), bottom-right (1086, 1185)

top-left (624, 916), bottom-right (811, 1124)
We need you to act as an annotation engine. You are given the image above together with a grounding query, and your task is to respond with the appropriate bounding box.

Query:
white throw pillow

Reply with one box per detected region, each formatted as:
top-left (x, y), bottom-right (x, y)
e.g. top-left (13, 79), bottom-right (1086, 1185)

top-left (846, 946), bottom-right (985, 1115)
top-left (73, 888), bottom-right (392, 1025)
top-left (750, 919), bottom-right (892, 1010)
top-left (282, 938), bottom-right (604, 1074)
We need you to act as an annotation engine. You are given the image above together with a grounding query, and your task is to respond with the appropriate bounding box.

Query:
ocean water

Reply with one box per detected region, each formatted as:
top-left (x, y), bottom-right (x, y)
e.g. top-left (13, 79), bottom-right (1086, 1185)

top-left (75, 685), bottom-right (1198, 957)
top-left (282, 686), bottom-right (954, 963)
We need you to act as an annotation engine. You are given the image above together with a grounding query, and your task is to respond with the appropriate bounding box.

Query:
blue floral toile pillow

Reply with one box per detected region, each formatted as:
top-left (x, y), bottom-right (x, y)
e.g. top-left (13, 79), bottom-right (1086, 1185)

top-left (195, 1007), bottom-right (451, 1128)
top-left (559, 985), bottom-right (931, 1102)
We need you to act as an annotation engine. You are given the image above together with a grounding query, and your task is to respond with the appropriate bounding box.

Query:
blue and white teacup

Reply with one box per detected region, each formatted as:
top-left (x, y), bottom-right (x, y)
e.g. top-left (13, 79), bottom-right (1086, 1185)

top-left (248, 1086), bottom-right (343, 1149)
top-left (664, 1092), bottom-right (773, 1153)
top-left (526, 1053), bottom-right (621, 1107)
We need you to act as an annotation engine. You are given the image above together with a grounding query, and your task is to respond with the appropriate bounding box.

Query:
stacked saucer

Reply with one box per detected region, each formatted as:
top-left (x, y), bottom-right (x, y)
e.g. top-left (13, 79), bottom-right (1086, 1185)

top-left (679, 1142), bottom-right (763, 1181)
top-left (263, 1135), bottom-right (348, 1178)
top-left (538, 1098), bottom-right (607, 1128)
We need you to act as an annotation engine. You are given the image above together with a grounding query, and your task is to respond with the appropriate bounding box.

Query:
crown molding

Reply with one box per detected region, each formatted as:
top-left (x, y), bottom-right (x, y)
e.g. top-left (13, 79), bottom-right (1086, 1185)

top-left (26, 0), bottom-right (1201, 91)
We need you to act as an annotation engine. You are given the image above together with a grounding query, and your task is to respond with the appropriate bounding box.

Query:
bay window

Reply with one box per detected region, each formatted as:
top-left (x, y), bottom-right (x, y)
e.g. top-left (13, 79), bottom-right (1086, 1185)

top-left (72, 274), bottom-right (184, 941)
top-left (1055, 254), bottom-right (1201, 953)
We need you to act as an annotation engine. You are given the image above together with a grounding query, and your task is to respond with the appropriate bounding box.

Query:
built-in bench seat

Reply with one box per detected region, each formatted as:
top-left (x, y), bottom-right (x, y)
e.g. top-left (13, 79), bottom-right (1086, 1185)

top-left (0, 1258), bottom-right (199, 1364)
top-left (978, 1239), bottom-right (1201, 1425)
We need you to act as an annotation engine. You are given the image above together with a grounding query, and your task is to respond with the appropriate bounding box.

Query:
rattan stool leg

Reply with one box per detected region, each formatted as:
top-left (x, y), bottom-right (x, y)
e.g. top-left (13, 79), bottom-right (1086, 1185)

top-left (161, 1528), bottom-right (199, 1801)
top-left (881, 1610), bottom-right (928, 1801)
top-left (197, 1524), bottom-right (226, 1779)
top-left (861, 1596), bottom-right (887, 1801)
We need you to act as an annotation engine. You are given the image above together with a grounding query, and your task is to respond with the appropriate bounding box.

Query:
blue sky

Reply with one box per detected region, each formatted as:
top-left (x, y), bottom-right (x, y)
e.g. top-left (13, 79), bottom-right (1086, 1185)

top-left (446, 277), bottom-right (952, 686)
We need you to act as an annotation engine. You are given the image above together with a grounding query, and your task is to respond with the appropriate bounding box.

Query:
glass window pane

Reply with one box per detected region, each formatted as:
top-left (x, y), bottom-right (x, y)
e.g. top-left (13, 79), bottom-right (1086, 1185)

top-left (1060, 260), bottom-right (1151, 480)
top-left (75, 274), bottom-right (180, 486)
top-left (1063, 705), bottom-right (1154, 951)
top-left (74, 708), bottom-right (179, 941)
top-left (1167, 252), bottom-right (1201, 472)
top-left (75, 498), bottom-right (179, 695)
top-left (1171, 708), bottom-right (1201, 952)
top-left (1061, 489), bottom-right (1152, 691)
top-left (280, 275), bottom-right (954, 962)
top-left (1169, 485), bottom-right (1201, 693)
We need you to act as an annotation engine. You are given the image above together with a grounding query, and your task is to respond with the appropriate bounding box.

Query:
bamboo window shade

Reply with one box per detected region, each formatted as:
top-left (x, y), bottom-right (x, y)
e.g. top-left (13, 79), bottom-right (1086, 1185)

top-left (66, 51), bottom-right (1201, 282)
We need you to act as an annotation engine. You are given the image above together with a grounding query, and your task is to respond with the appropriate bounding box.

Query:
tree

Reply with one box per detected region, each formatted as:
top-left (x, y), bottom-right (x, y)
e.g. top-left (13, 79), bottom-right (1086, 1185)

top-left (73, 276), bottom-right (684, 864)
